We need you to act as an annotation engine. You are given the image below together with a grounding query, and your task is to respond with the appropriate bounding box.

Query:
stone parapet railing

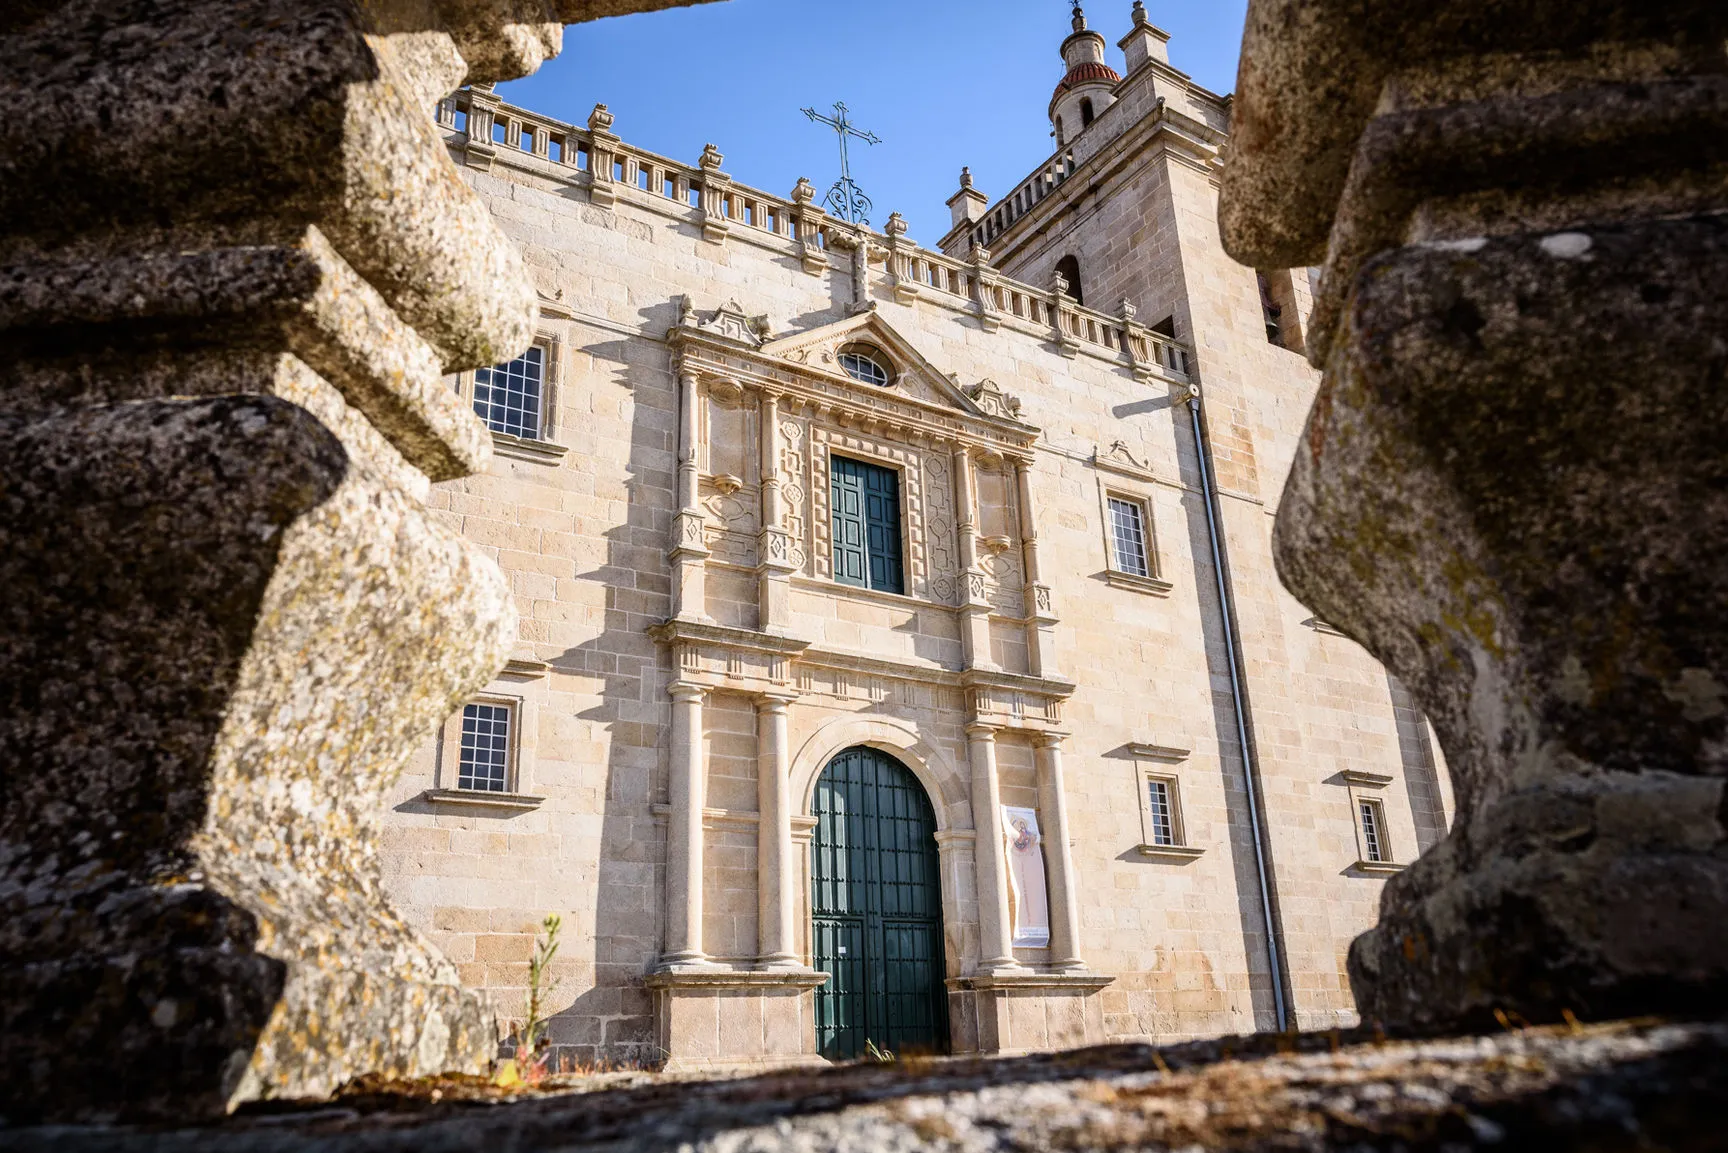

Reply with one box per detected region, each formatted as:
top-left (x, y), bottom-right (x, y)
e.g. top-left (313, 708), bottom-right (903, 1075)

top-left (436, 90), bottom-right (1191, 384)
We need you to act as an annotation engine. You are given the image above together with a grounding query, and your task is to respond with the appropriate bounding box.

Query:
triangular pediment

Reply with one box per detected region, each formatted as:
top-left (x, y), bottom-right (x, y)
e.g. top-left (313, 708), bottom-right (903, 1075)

top-left (759, 312), bottom-right (1025, 425)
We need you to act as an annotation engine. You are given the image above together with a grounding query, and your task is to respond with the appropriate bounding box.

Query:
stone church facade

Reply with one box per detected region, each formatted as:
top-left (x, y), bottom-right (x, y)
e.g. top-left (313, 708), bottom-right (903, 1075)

top-left (383, 4), bottom-right (1455, 1070)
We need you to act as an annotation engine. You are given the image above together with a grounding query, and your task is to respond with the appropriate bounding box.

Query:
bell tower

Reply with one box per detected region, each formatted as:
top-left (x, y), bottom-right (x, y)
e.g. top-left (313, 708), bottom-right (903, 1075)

top-left (1049, 4), bottom-right (1122, 146)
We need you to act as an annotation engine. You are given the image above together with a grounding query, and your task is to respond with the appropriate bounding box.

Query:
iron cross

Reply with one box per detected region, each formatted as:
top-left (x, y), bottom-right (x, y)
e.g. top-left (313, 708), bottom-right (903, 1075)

top-left (801, 101), bottom-right (881, 226)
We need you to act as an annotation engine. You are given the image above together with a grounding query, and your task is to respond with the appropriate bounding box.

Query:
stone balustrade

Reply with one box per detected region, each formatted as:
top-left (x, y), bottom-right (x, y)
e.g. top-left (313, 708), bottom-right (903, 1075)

top-left (435, 90), bottom-right (1191, 384)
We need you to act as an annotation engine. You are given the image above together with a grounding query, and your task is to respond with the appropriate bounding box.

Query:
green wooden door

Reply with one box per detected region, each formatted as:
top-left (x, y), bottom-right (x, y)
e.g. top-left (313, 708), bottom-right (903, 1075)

top-left (811, 747), bottom-right (948, 1060)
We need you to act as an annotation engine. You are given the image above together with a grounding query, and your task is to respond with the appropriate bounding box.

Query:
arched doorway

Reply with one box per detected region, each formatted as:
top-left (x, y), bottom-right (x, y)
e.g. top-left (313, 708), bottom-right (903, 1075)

top-left (810, 746), bottom-right (949, 1060)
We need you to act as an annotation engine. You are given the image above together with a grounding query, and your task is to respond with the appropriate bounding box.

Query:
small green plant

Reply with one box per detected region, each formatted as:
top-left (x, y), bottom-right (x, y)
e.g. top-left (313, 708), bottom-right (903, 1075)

top-left (517, 913), bottom-right (562, 1083)
top-left (863, 1039), bottom-right (896, 1064)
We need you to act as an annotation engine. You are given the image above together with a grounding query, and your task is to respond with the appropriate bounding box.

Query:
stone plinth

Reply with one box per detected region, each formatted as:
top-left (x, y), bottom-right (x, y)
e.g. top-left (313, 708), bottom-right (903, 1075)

top-left (1221, 3), bottom-right (1728, 1030)
top-left (0, 0), bottom-right (718, 1124)
top-left (646, 969), bottom-right (828, 1072)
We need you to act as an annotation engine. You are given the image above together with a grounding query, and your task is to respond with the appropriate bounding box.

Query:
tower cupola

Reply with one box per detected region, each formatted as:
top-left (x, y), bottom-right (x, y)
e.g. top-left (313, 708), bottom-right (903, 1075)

top-left (1049, 3), bottom-right (1121, 146)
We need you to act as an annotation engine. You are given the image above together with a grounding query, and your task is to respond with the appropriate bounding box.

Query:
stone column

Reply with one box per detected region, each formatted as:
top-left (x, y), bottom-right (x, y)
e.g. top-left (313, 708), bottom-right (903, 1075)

top-left (662, 682), bottom-right (713, 969)
top-left (670, 370), bottom-right (710, 621)
top-left (953, 447), bottom-right (993, 670)
top-left (967, 722), bottom-right (1019, 972)
top-left (1221, 1), bottom-right (1728, 1029)
top-left (755, 692), bottom-right (802, 969)
top-left (1034, 734), bottom-right (1086, 971)
top-left (756, 390), bottom-right (795, 632)
top-left (1014, 455), bottom-right (1060, 677)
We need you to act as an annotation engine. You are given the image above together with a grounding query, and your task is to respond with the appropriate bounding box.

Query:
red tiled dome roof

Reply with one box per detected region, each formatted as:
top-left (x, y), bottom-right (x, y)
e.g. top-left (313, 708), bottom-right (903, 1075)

top-left (1049, 61), bottom-right (1122, 114)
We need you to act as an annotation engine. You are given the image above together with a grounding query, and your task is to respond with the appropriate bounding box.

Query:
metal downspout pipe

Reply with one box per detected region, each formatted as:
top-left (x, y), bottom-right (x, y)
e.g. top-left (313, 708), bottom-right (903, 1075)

top-left (1188, 389), bottom-right (1290, 1033)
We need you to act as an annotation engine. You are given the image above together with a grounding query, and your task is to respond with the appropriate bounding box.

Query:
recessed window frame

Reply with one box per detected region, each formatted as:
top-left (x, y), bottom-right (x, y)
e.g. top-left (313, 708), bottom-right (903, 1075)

top-left (827, 452), bottom-right (906, 596)
top-left (455, 699), bottom-right (516, 793)
top-left (426, 671), bottom-right (548, 811)
top-left (1096, 483), bottom-right (1171, 596)
top-left (1340, 769), bottom-right (1405, 874)
top-left (451, 328), bottom-right (570, 465)
top-left (1129, 742), bottom-right (1204, 861)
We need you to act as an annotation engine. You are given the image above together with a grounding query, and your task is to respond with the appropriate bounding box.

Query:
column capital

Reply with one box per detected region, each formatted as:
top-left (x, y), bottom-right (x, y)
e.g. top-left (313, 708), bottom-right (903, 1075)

top-left (668, 681), bottom-right (708, 703)
top-left (755, 690), bottom-right (798, 712)
top-left (964, 720), bottom-right (1001, 740)
top-left (1033, 730), bottom-right (1069, 750)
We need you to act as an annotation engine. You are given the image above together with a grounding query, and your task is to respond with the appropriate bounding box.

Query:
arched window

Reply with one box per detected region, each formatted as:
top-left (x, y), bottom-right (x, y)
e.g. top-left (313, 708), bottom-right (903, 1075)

top-left (1080, 97), bottom-right (1095, 127)
top-left (837, 344), bottom-right (893, 387)
top-left (1055, 254), bottom-right (1084, 307)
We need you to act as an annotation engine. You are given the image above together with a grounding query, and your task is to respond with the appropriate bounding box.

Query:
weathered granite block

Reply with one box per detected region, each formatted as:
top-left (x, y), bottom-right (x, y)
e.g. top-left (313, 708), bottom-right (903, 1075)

top-left (0, 0), bottom-right (717, 1124)
top-left (1221, 1), bottom-right (1728, 1030)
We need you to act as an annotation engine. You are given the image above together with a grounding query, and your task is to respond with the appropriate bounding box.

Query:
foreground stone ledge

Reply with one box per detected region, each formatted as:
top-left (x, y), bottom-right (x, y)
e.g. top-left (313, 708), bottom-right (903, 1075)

top-left (3, 1018), bottom-right (1722, 1151)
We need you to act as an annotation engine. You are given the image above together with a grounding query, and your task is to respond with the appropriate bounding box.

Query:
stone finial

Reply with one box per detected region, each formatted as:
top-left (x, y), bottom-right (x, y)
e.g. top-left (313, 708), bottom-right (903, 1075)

top-left (1223, 1), bottom-right (1728, 1031)
top-left (587, 101), bottom-right (615, 134)
top-left (792, 176), bottom-right (816, 205)
top-left (700, 142), bottom-right (725, 172)
top-left (884, 212), bottom-right (909, 239)
top-left (1052, 269), bottom-right (1071, 298)
top-left (960, 166), bottom-right (975, 189)
top-left (1117, 298), bottom-right (1137, 322)
top-left (0, 0), bottom-right (722, 1126)
top-left (1071, 2), bottom-right (1087, 33)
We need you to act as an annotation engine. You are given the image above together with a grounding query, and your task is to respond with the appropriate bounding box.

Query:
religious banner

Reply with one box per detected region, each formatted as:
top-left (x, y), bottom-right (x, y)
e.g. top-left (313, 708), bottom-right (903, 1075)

top-left (1002, 805), bottom-right (1051, 948)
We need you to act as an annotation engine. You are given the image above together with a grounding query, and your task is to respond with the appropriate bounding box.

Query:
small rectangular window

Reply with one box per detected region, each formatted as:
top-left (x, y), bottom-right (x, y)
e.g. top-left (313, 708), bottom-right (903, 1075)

top-left (1360, 799), bottom-right (1388, 863)
top-left (830, 456), bottom-right (904, 595)
top-left (473, 345), bottom-right (545, 440)
top-left (612, 158), bottom-right (625, 182)
top-left (1146, 779), bottom-right (1175, 846)
top-left (458, 702), bottom-right (512, 792)
top-left (1108, 497), bottom-right (1150, 577)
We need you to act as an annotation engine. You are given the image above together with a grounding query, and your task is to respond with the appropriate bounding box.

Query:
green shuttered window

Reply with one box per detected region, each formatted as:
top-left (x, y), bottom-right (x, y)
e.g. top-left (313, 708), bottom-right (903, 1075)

top-left (830, 456), bottom-right (904, 594)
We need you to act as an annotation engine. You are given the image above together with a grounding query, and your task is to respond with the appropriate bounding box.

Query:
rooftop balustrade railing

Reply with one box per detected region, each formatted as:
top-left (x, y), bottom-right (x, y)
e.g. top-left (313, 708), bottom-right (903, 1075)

top-left (436, 91), bottom-right (1190, 384)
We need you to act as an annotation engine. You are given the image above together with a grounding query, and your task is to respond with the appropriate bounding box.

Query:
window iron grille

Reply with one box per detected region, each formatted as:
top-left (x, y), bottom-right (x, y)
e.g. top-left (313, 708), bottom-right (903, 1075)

top-left (458, 702), bottom-right (511, 792)
top-left (1146, 778), bottom-right (1176, 846)
top-left (473, 346), bottom-right (544, 439)
top-left (1360, 800), bottom-right (1386, 862)
top-left (1109, 497), bottom-right (1150, 577)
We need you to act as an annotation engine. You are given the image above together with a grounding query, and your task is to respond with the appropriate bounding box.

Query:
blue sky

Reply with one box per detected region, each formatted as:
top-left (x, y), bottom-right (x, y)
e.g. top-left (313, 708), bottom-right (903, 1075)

top-left (498, 1), bottom-right (1248, 246)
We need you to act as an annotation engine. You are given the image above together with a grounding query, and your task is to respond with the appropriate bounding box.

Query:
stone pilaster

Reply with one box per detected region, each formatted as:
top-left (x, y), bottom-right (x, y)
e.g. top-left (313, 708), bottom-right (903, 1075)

top-left (1034, 734), bottom-right (1086, 971)
top-left (671, 370), bottom-right (710, 620)
top-left (662, 682), bottom-right (714, 970)
top-left (953, 446), bottom-right (993, 669)
top-left (1014, 455), bottom-right (1059, 678)
top-left (755, 692), bottom-right (802, 970)
top-left (967, 722), bottom-right (1020, 973)
top-left (756, 390), bottom-right (795, 632)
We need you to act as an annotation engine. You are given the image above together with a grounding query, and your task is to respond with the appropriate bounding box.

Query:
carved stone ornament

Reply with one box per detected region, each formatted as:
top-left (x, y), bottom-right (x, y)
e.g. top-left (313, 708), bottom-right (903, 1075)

top-left (691, 298), bottom-right (771, 347)
top-left (966, 380), bottom-right (1024, 421)
top-left (1223, 0), bottom-right (1728, 1031)
top-left (0, 0), bottom-right (718, 1122)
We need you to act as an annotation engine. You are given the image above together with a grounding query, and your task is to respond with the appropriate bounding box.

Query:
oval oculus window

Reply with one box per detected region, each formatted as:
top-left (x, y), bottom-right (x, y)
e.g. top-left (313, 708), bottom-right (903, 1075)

top-left (837, 347), bottom-right (892, 388)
